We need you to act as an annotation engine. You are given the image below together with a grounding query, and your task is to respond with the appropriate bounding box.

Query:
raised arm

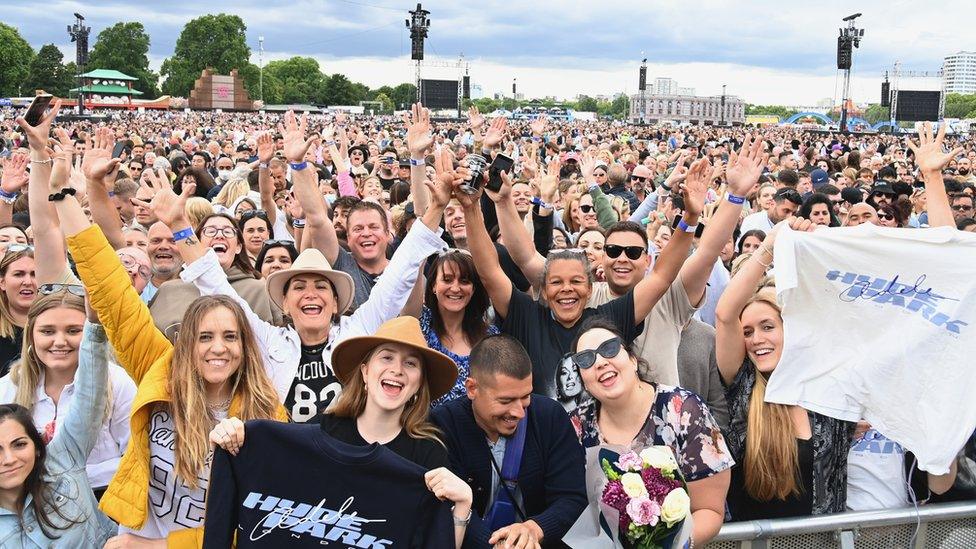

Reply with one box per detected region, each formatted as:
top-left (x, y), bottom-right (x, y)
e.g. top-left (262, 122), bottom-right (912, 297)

top-left (579, 153), bottom-right (617, 228)
top-left (406, 102), bottom-right (434, 216)
top-left (451, 153), bottom-right (514, 319)
top-left (16, 100), bottom-right (67, 284)
top-left (255, 132), bottom-right (278, 229)
top-left (907, 121), bottom-right (963, 228)
top-left (680, 135), bottom-right (764, 306)
top-left (487, 170), bottom-right (545, 286)
top-left (0, 152), bottom-right (28, 225)
top-left (82, 127), bottom-right (126, 250)
top-left (631, 158), bottom-right (709, 324)
top-left (286, 112), bottom-right (341, 264)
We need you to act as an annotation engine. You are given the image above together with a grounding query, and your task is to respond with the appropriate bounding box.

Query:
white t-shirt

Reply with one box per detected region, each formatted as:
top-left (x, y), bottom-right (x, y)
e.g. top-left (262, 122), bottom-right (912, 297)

top-left (738, 210), bottom-right (774, 236)
top-left (766, 224), bottom-right (976, 474)
top-left (847, 428), bottom-right (907, 511)
top-left (0, 363), bottom-right (136, 489)
top-left (120, 406), bottom-right (226, 539)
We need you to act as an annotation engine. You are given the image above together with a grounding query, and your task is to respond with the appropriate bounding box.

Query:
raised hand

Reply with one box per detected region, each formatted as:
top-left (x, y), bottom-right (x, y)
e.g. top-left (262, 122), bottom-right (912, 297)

top-left (537, 158), bottom-right (561, 203)
top-left (468, 105), bottom-right (485, 132)
top-left (0, 153), bottom-right (29, 194)
top-left (724, 134), bottom-right (765, 196)
top-left (82, 127), bottom-right (122, 183)
top-left (907, 121), bottom-right (963, 174)
top-left (484, 168), bottom-right (514, 204)
top-left (48, 128), bottom-right (75, 192)
top-left (256, 131), bottom-right (275, 164)
top-left (681, 158), bottom-right (711, 217)
top-left (133, 168), bottom-right (193, 229)
top-left (278, 110), bottom-right (318, 163)
top-left (405, 102), bottom-right (434, 158)
top-left (579, 152), bottom-right (597, 183)
top-left (484, 116), bottom-right (507, 148)
top-left (530, 114), bottom-right (548, 137)
top-left (429, 148), bottom-right (465, 209)
top-left (15, 98), bottom-right (61, 153)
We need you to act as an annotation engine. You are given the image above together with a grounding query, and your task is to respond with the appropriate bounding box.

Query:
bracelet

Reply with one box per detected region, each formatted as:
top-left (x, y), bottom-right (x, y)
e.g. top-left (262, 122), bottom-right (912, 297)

top-left (47, 187), bottom-right (77, 202)
top-left (659, 182), bottom-right (672, 192)
top-left (531, 196), bottom-right (553, 210)
top-left (0, 189), bottom-right (19, 202)
top-left (677, 219), bottom-right (698, 233)
top-left (409, 157), bottom-right (426, 166)
top-left (452, 507), bottom-right (472, 527)
top-left (326, 141), bottom-right (336, 147)
top-left (289, 161), bottom-right (309, 171)
top-left (171, 227), bottom-right (195, 242)
top-left (259, 163), bottom-right (268, 169)
top-left (31, 158), bottom-right (53, 165)
top-left (754, 252), bottom-right (773, 269)
top-left (726, 193), bottom-right (745, 205)
top-left (292, 218), bottom-right (307, 228)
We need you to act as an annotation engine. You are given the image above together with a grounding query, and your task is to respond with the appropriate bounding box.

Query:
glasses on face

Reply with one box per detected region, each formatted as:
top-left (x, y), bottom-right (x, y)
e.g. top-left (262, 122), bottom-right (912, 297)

top-left (952, 204), bottom-right (974, 212)
top-left (630, 176), bottom-right (647, 183)
top-left (38, 283), bottom-right (85, 297)
top-left (200, 226), bottom-right (238, 239)
top-left (877, 213), bottom-right (895, 221)
top-left (568, 337), bottom-right (623, 370)
top-left (872, 192), bottom-right (890, 199)
top-left (830, 199), bottom-right (844, 206)
top-left (579, 205), bottom-right (594, 214)
top-left (594, 172), bottom-right (607, 178)
top-left (604, 244), bottom-right (645, 260)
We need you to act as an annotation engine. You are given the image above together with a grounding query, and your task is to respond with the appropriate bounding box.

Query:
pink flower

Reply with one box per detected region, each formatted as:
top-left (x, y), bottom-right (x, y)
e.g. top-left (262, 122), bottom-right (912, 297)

top-left (626, 497), bottom-right (661, 527)
top-left (601, 479), bottom-right (629, 512)
top-left (616, 451), bottom-right (644, 472)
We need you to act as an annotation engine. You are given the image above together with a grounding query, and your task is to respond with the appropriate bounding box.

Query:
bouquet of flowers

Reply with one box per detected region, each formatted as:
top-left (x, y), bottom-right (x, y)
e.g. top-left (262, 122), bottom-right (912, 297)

top-left (599, 446), bottom-right (690, 549)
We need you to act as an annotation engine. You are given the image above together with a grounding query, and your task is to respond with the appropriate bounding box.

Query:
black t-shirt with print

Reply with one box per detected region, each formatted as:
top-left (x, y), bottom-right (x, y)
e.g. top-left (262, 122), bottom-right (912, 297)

top-left (203, 421), bottom-right (454, 548)
top-left (0, 326), bottom-right (23, 377)
top-left (500, 285), bottom-right (640, 404)
top-left (284, 342), bottom-right (341, 424)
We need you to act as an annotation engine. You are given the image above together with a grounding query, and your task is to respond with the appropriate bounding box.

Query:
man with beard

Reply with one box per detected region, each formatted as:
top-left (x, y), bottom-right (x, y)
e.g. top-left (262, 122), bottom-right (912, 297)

top-left (141, 222), bottom-right (184, 303)
top-left (957, 157), bottom-right (976, 185)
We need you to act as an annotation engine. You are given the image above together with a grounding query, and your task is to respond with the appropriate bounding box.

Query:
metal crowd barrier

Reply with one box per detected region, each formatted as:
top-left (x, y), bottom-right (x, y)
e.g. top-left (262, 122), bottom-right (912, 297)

top-left (704, 501), bottom-right (976, 549)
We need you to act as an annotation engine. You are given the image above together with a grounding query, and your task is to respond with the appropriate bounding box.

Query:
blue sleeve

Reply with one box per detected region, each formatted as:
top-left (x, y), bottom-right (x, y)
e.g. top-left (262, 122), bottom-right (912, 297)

top-left (48, 322), bottom-right (109, 471)
top-left (530, 400), bottom-right (588, 540)
top-left (202, 447), bottom-right (237, 548)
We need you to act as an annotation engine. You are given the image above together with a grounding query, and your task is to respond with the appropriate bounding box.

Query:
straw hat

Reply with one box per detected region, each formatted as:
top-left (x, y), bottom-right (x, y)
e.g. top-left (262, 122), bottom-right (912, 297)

top-left (265, 248), bottom-right (355, 315)
top-left (332, 316), bottom-right (459, 401)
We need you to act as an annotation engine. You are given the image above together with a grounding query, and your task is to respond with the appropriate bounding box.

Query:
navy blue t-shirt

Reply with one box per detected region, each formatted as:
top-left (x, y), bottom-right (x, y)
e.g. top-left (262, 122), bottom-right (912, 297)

top-left (203, 421), bottom-right (454, 548)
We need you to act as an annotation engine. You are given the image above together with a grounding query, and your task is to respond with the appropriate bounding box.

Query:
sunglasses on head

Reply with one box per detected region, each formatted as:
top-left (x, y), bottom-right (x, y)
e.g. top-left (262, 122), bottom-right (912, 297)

top-left (604, 244), bottom-right (645, 260)
top-left (4, 244), bottom-right (33, 253)
top-left (38, 283), bottom-right (85, 297)
top-left (240, 209), bottom-right (268, 220)
top-left (568, 337), bottom-right (622, 370)
top-left (579, 205), bottom-right (594, 214)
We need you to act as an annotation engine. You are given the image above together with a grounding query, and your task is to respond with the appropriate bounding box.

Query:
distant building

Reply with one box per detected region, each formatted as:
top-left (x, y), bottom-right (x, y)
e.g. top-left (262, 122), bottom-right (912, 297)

top-left (943, 51), bottom-right (976, 94)
top-left (471, 84), bottom-right (484, 99)
top-left (629, 92), bottom-right (745, 125)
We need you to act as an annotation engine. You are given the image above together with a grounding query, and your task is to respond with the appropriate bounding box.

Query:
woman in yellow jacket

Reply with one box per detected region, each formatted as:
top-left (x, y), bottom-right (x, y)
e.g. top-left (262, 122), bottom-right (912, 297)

top-left (38, 126), bottom-right (286, 547)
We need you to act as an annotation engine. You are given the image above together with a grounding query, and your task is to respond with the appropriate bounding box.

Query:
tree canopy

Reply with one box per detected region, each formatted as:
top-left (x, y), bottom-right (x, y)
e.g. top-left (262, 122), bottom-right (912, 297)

top-left (160, 14), bottom-right (250, 97)
top-left (88, 22), bottom-right (159, 97)
top-left (0, 23), bottom-right (34, 97)
top-left (22, 44), bottom-right (75, 97)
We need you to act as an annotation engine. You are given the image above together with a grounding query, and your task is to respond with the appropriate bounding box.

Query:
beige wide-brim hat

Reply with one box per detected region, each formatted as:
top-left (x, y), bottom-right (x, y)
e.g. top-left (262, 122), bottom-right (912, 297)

top-left (265, 248), bottom-right (355, 315)
top-left (332, 316), bottom-right (459, 401)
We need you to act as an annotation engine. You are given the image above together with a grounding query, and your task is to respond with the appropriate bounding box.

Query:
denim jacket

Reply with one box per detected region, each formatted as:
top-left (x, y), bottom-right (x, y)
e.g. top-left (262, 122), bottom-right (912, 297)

top-left (0, 322), bottom-right (117, 548)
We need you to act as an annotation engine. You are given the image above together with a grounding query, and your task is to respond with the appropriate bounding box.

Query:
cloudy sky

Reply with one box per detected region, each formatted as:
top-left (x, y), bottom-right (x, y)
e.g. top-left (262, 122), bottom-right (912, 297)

top-left (2, 0), bottom-right (965, 105)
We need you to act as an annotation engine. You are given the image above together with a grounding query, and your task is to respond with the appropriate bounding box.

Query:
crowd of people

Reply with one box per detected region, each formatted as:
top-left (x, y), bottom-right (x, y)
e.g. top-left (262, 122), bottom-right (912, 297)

top-left (0, 97), bottom-right (973, 548)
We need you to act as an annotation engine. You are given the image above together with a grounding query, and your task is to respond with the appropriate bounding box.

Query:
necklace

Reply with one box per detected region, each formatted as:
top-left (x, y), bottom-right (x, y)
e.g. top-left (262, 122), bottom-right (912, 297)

top-left (208, 395), bottom-right (232, 411)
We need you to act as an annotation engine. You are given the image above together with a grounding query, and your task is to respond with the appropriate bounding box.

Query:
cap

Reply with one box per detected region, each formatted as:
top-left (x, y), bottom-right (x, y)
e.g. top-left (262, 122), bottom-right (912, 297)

top-left (841, 187), bottom-right (864, 204)
top-left (871, 182), bottom-right (896, 196)
top-left (810, 169), bottom-right (829, 189)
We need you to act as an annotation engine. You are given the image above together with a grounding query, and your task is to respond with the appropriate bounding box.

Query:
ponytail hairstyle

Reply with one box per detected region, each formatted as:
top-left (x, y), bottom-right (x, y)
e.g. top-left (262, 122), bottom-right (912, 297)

top-left (741, 290), bottom-right (801, 501)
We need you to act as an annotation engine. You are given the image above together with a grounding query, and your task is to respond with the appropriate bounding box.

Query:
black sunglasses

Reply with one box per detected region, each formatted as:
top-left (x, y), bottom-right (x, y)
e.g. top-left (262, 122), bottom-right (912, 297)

top-left (39, 283), bottom-right (85, 297)
top-left (877, 213), bottom-right (894, 221)
top-left (240, 209), bottom-right (269, 220)
top-left (579, 204), bottom-right (594, 214)
top-left (631, 176), bottom-right (647, 182)
top-left (604, 244), bottom-right (645, 260)
top-left (569, 337), bottom-right (623, 370)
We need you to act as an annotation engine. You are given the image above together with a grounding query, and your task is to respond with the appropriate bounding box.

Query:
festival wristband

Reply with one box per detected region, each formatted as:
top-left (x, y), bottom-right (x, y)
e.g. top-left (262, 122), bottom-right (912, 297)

top-left (289, 161), bottom-right (309, 171)
top-left (531, 196), bottom-right (553, 210)
top-left (171, 227), bottom-right (195, 242)
top-left (0, 189), bottom-right (18, 203)
top-left (292, 218), bottom-right (306, 228)
top-left (677, 219), bottom-right (698, 233)
top-left (726, 193), bottom-right (745, 205)
top-left (531, 136), bottom-right (542, 142)
top-left (409, 158), bottom-right (426, 166)
top-left (259, 163), bottom-right (269, 169)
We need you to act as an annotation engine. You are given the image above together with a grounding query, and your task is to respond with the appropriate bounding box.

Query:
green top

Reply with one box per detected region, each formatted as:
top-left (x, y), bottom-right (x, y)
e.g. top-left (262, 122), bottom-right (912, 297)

top-left (79, 69), bottom-right (138, 81)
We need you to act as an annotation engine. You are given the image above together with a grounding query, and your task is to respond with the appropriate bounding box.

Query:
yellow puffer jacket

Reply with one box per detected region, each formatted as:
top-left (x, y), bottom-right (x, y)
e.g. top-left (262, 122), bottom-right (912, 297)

top-left (68, 225), bottom-right (286, 548)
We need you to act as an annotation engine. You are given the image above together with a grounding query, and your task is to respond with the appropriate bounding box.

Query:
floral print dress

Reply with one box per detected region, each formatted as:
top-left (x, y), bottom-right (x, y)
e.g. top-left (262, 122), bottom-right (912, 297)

top-left (570, 384), bottom-right (735, 483)
top-left (420, 306), bottom-right (499, 407)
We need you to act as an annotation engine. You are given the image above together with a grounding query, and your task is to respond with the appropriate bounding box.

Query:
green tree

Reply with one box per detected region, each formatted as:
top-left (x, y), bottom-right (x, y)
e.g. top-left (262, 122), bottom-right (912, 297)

top-left (390, 83), bottom-right (417, 109)
top-left (373, 92), bottom-right (394, 113)
top-left (576, 95), bottom-right (599, 112)
top-left (745, 104), bottom-right (798, 119)
top-left (0, 23), bottom-right (34, 96)
top-left (87, 22), bottom-right (159, 97)
top-left (862, 103), bottom-right (890, 125)
top-left (160, 14), bottom-right (251, 98)
top-left (318, 73), bottom-right (360, 105)
top-left (22, 44), bottom-right (73, 96)
top-left (265, 56), bottom-right (324, 104)
top-left (944, 93), bottom-right (976, 119)
top-left (237, 63), bottom-right (282, 105)
top-left (609, 95), bottom-right (630, 118)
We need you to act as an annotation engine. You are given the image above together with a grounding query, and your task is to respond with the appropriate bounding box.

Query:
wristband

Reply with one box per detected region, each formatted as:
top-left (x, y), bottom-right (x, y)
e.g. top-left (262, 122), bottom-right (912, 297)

top-left (409, 157), bottom-right (426, 166)
top-left (289, 161), bottom-right (308, 171)
top-left (47, 187), bottom-right (77, 202)
top-left (171, 227), bottom-right (195, 242)
top-left (531, 136), bottom-right (542, 142)
top-left (531, 196), bottom-right (553, 210)
top-left (31, 158), bottom-right (53, 165)
top-left (326, 141), bottom-right (336, 147)
top-left (726, 193), bottom-right (745, 205)
top-left (0, 189), bottom-right (19, 203)
top-left (259, 163), bottom-right (269, 169)
top-left (292, 218), bottom-right (307, 228)
top-left (452, 507), bottom-right (472, 526)
top-left (677, 219), bottom-right (698, 233)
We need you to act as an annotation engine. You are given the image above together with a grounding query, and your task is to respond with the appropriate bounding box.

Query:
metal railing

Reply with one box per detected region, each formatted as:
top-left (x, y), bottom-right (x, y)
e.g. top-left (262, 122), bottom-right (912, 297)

top-left (704, 501), bottom-right (976, 549)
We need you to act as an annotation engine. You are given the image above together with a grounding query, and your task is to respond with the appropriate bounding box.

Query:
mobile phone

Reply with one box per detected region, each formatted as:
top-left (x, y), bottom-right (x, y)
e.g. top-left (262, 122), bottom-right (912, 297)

top-left (111, 142), bottom-right (127, 159)
top-left (24, 94), bottom-right (54, 126)
top-left (486, 153), bottom-right (514, 193)
top-left (382, 157), bottom-right (395, 165)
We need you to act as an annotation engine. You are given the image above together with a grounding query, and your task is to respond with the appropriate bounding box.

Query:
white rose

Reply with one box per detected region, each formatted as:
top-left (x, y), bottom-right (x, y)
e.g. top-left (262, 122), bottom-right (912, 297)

top-left (660, 488), bottom-right (691, 527)
top-left (620, 472), bottom-right (648, 499)
top-left (640, 446), bottom-right (678, 473)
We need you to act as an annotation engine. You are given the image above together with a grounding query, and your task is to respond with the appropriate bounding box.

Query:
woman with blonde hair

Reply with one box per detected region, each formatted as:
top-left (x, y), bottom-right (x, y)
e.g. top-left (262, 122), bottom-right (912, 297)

top-left (715, 218), bottom-right (854, 521)
top-left (0, 248), bottom-right (35, 373)
top-left (184, 196), bottom-right (214, 229)
top-left (211, 177), bottom-right (250, 213)
top-left (41, 127), bottom-right (286, 546)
